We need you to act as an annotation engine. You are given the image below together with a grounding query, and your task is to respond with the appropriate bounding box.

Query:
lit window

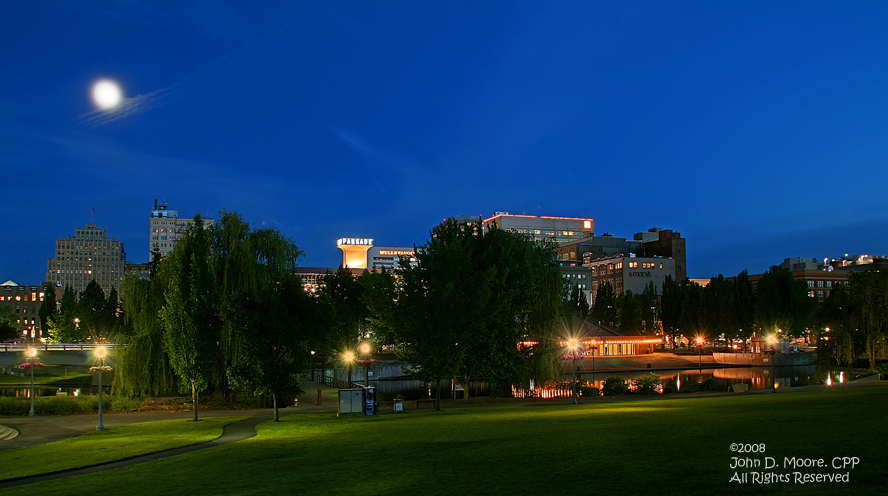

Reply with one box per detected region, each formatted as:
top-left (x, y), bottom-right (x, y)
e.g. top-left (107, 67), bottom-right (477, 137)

top-left (629, 262), bottom-right (638, 268)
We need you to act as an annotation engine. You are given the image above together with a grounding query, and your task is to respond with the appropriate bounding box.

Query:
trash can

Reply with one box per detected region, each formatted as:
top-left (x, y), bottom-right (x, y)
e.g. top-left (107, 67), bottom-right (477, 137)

top-left (364, 387), bottom-right (376, 415)
top-left (394, 398), bottom-right (404, 413)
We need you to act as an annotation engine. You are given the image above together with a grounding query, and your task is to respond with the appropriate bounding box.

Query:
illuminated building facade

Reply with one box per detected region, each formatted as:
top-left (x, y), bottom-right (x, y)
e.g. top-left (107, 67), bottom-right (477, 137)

top-left (583, 254), bottom-right (676, 300)
top-left (0, 281), bottom-right (46, 341)
top-left (558, 228), bottom-right (687, 282)
top-left (149, 200), bottom-right (214, 260)
top-left (46, 223), bottom-right (127, 299)
top-left (481, 212), bottom-right (594, 243)
top-left (337, 238), bottom-right (415, 270)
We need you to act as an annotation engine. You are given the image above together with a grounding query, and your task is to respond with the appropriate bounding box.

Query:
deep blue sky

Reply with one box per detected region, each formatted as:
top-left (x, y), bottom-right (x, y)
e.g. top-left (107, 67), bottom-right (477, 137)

top-left (3, 1), bottom-right (888, 285)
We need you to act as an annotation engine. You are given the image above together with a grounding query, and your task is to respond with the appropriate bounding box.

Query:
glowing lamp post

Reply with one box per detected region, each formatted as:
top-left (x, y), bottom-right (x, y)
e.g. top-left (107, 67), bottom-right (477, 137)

top-left (565, 339), bottom-right (583, 405)
top-left (95, 346), bottom-right (107, 431)
top-left (343, 351), bottom-right (355, 387)
top-left (25, 347), bottom-right (38, 416)
top-left (356, 342), bottom-right (376, 387)
top-left (766, 335), bottom-right (777, 392)
top-left (696, 337), bottom-right (704, 367)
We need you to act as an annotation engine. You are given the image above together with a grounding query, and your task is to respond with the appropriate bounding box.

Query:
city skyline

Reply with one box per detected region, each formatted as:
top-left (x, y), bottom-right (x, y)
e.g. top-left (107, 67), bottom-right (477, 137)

top-left (3, 2), bottom-right (888, 285)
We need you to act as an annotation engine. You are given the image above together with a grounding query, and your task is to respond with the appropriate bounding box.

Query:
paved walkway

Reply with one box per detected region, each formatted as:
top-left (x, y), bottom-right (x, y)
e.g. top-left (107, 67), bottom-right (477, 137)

top-left (0, 379), bottom-right (340, 451)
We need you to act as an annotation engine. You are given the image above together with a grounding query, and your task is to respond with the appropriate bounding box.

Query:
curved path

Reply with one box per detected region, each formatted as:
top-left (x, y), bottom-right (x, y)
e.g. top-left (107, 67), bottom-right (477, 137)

top-left (0, 413), bottom-right (271, 489)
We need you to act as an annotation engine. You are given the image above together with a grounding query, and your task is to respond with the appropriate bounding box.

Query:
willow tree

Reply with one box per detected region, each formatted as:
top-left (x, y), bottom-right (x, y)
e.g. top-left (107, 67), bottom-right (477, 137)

top-left (115, 266), bottom-right (179, 397)
top-left (850, 270), bottom-right (888, 369)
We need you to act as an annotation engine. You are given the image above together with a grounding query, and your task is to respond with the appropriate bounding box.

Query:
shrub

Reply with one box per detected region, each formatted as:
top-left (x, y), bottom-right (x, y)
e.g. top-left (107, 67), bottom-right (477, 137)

top-left (697, 377), bottom-right (726, 392)
top-left (634, 373), bottom-right (662, 395)
top-left (579, 386), bottom-right (600, 397)
top-left (0, 394), bottom-right (133, 416)
top-left (111, 395), bottom-right (145, 413)
top-left (602, 376), bottom-right (629, 396)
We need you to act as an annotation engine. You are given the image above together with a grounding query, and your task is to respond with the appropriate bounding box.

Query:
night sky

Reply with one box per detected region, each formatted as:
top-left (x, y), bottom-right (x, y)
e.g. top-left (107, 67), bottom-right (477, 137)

top-left (3, 2), bottom-right (888, 286)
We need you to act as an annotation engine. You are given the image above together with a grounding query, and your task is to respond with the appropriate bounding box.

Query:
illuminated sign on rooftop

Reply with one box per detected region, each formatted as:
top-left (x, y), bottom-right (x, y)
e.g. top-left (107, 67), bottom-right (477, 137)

top-left (337, 238), bottom-right (373, 246)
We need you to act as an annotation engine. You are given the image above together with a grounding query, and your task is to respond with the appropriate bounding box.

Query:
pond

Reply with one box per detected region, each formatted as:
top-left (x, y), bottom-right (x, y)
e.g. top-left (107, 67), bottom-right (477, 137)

top-left (355, 365), bottom-right (824, 401)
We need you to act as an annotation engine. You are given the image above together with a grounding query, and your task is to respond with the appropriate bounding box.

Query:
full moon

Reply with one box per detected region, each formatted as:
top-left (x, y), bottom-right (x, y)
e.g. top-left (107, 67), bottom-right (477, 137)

top-left (92, 80), bottom-right (122, 110)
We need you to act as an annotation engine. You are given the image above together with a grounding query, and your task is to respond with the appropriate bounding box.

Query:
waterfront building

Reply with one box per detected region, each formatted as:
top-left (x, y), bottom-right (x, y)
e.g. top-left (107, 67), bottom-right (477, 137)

top-left (583, 254), bottom-right (676, 300)
top-left (558, 228), bottom-right (687, 282)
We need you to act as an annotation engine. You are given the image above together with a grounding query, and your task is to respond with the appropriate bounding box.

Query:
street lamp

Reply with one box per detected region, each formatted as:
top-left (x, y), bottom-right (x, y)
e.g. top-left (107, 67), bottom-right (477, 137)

top-left (696, 336), bottom-right (704, 367)
top-left (356, 342), bottom-right (376, 387)
top-left (95, 346), bottom-right (106, 431)
top-left (343, 351), bottom-right (355, 387)
top-left (566, 338), bottom-right (581, 405)
top-left (766, 335), bottom-right (777, 392)
top-left (25, 347), bottom-right (37, 416)
top-left (591, 344), bottom-right (598, 371)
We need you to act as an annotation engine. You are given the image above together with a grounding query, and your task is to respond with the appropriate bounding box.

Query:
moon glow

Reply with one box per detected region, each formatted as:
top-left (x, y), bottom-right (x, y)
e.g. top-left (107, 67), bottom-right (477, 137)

top-left (92, 80), bottom-right (122, 110)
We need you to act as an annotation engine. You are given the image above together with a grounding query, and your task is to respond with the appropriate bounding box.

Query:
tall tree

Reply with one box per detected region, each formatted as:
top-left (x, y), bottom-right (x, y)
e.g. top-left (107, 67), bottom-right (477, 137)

top-left (701, 274), bottom-right (736, 342)
top-left (753, 266), bottom-right (812, 337)
top-left (732, 271), bottom-right (755, 347)
top-left (660, 275), bottom-right (682, 346)
top-left (160, 216), bottom-right (219, 421)
top-left (47, 286), bottom-right (83, 342)
top-left (591, 281), bottom-right (617, 327)
top-left (640, 281), bottom-right (659, 335)
top-left (226, 223), bottom-right (309, 420)
top-left (0, 306), bottom-right (18, 342)
top-left (850, 270), bottom-right (888, 369)
top-left (78, 280), bottom-right (107, 340)
top-left (38, 284), bottom-right (58, 339)
top-left (679, 278), bottom-right (703, 340)
top-left (115, 268), bottom-right (179, 397)
top-left (318, 266), bottom-right (367, 354)
top-left (228, 275), bottom-right (319, 421)
top-left (617, 290), bottom-right (642, 333)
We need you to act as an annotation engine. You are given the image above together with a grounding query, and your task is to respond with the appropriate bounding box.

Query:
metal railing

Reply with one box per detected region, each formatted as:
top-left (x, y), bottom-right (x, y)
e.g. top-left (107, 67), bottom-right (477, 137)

top-left (0, 343), bottom-right (121, 353)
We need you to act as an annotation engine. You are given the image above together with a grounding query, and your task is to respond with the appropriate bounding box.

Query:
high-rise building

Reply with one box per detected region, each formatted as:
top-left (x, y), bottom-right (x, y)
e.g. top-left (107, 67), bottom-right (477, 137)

top-left (149, 200), bottom-right (214, 260)
top-left (46, 223), bottom-right (126, 298)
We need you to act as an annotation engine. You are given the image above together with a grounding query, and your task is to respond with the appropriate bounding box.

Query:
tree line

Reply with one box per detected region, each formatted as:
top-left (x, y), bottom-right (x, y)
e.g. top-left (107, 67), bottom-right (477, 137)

top-left (583, 263), bottom-right (885, 370)
top-left (107, 214), bottom-right (576, 414)
top-left (35, 281), bottom-right (121, 343)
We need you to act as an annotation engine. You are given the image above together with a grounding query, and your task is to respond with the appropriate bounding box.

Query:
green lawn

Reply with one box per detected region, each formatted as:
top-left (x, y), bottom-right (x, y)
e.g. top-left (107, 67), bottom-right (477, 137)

top-left (3, 387), bottom-right (887, 495)
top-left (0, 416), bottom-right (248, 480)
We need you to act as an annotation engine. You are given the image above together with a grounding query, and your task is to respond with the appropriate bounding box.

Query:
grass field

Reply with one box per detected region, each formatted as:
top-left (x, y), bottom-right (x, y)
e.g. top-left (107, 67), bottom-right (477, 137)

top-left (0, 416), bottom-right (248, 481)
top-left (3, 386), bottom-right (887, 495)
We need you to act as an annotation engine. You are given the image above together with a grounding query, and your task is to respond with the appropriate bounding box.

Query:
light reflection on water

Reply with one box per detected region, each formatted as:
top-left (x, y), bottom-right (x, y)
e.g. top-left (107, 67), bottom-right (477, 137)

top-left (368, 365), bottom-right (820, 400)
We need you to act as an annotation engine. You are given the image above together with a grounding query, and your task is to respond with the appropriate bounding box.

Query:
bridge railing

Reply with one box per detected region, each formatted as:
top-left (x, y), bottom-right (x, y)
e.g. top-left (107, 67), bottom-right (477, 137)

top-left (0, 343), bottom-right (123, 353)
